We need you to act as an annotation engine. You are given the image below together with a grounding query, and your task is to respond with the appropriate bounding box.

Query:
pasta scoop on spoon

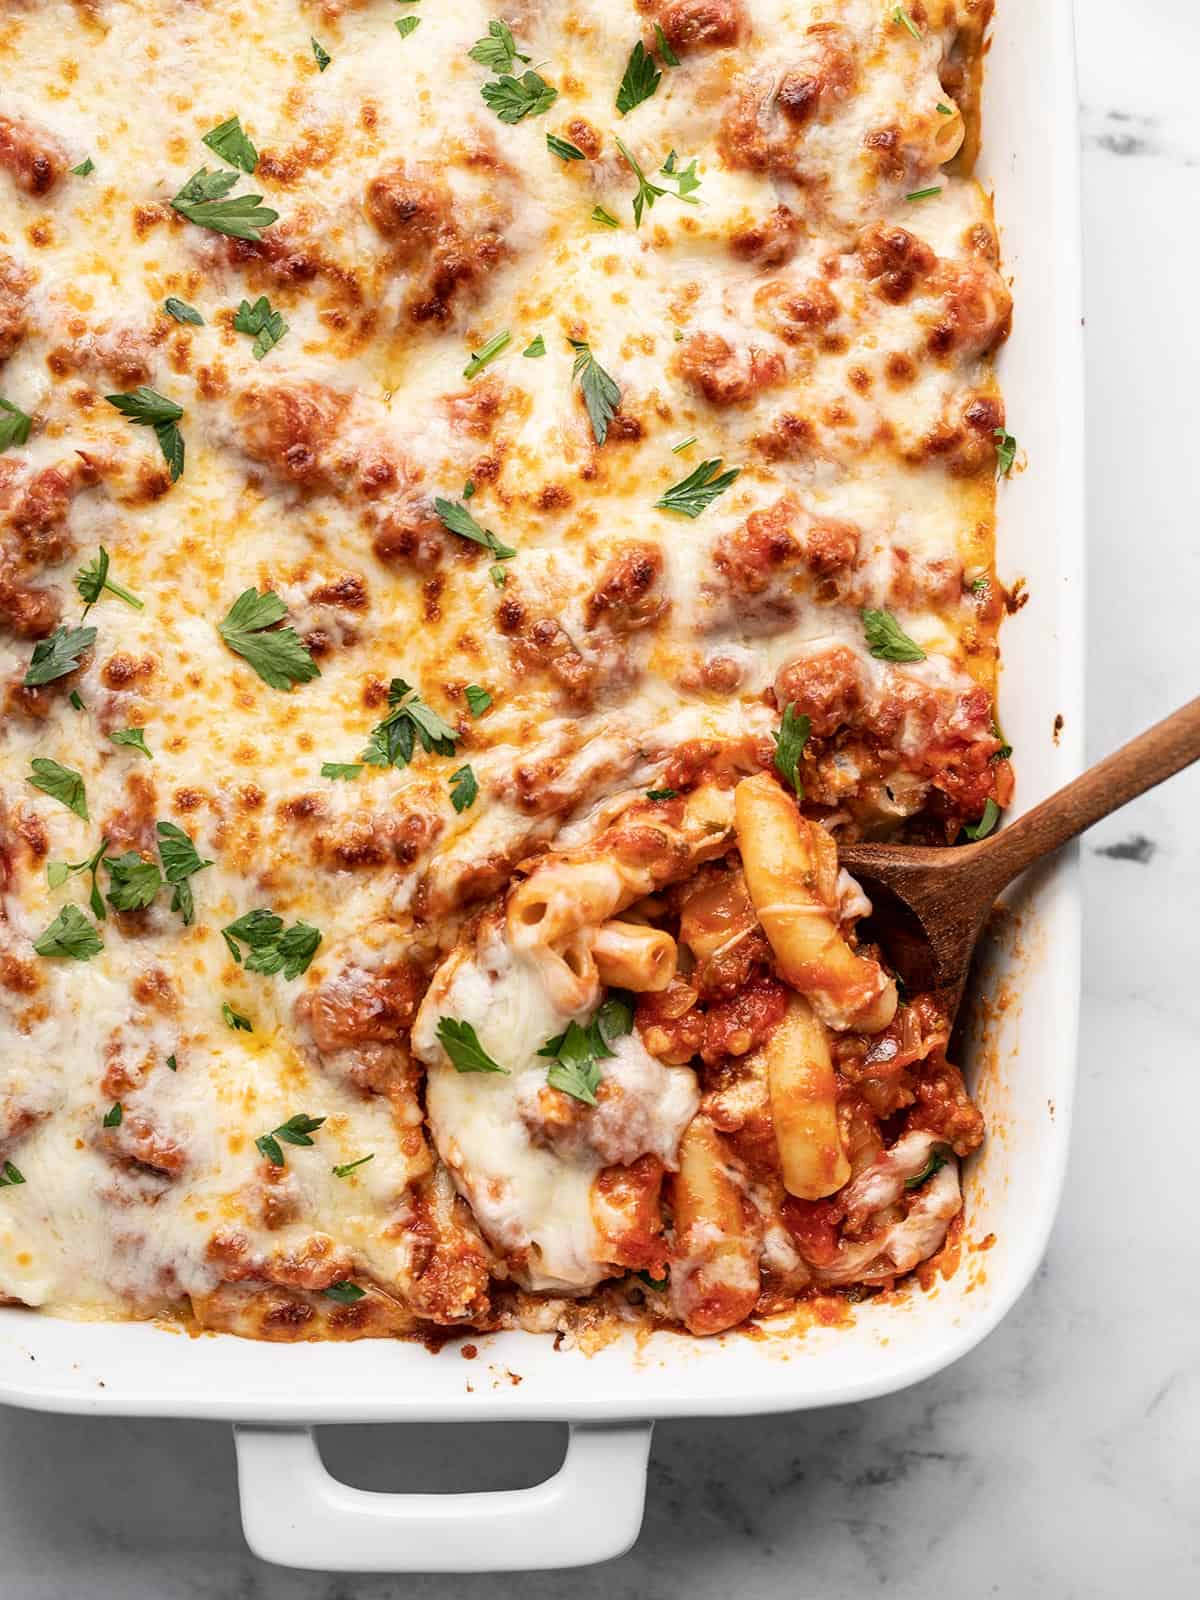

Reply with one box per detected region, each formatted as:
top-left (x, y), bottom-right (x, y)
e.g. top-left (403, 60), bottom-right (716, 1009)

top-left (838, 696), bottom-right (1200, 1019)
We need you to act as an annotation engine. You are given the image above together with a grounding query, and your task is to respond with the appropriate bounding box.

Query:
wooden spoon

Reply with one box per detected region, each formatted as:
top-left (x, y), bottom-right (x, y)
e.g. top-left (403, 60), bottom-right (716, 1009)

top-left (837, 696), bottom-right (1200, 1018)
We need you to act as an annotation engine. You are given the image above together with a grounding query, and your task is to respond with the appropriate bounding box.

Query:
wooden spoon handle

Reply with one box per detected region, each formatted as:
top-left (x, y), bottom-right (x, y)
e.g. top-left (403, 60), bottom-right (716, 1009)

top-left (982, 696), bottom-right (1200, 890)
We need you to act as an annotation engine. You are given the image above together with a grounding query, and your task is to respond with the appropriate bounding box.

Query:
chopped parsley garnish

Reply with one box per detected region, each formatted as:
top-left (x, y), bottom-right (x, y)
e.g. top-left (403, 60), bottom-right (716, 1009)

top-left (655, 457), bottom-right (740, 518)
top-left (395, 14), bottom-right (420, 37)
top-left (434, 497), bottom-right (517, 562)
top-left (906, 185), bottom-right (942, 202)
top-left (156, 819), bottom-right (213, 926)
top-left (449, 764), bottom-right (478, 813)
top-left (332, 1154), bottom-right (374, 1179)
top-left (163, 297), bottom-right (204, 325)
top-left (463, 329), bottom-right (511, 381)
top-left (361, 677), bottom-right (459, 769)
top-left (568, 338), bottom-right (621, 446)
top-left (170, 167), bottom-right (278, 242)
top-left (893, 5), bottom-right (923, 40)
top-left (105, 386), bottom-right (185, 481)
top-left (23, 624), bottom-right (95, 687)
top-left (103, 1102), bottom-right (123, 1128)
top-left (936, 101), bottom-right (954, 115)
top-left (905, 1150), bottom-right (948, 1191)
top-left (591, 204), bottom-right (619, 228)
top-left (538, 997), bottom-right (631, 1107)
top-left (481, 70), bottom-right (557, 124)
top-left (465, 684), bottom-right (492, 717)
top-left (324, 1280), bottom-right (366, 1303)
top-left (661, 148), bottom-right (701, 200)
top-left (321, 761), bottom-right (363, 781)
top-left (671, 435), bottom-right (696, 453)
top-left (109, 727), bottom-right (152, 760)
top-left (255, 1112), bottom-right (325, 1166)
top-left (33, 904), bottom-right (103, 961)
top-left (222, 909), bottom-right (322, 980)
top-left (963, 799), bottom-right (1001, 842)
top-left (105, 851), bottom-right (164, 913)
top-left (994, 427), bottom-right (1018, 477)
top-left (522, 334), bottom-right (546, 358)
top-left (69, 690), bottom-right (84, 710)
top-left (202, 115), bottom-right (257, 174)
top-left (222, 1002), bottom-right (253, 1033)
top-left (70, 156), bottom-right (95, 177)
top-left (469, 20), bottom-right (528, 73)
top-left (646, 788), bottom-right (678, 802)
top-left (28, 758), bottom-right (88, 820)
top-left (217, 588), bottom-right (320, 691)
top-left (773, 703), bottom-right (811, 797)
top-left (616, 40), bottom-right (661, 114)
top-left (0, 397), bottom-right (32, 453)
top-left (0, 1161), bottom-right (25, 1187)
top-left (547, 133), bottom-right (586, 162)
top-left (637, 1269), bottom-right (668, 1291)
top-left (75, 547), bottom-right (144, 614)
top-left (861, 607), bottom-right (926, 663)
top-left (489, 563), bottom-right (507, 588)
top-left (311, 37), bottom-right (331, 71)
top-left (233, 295), bottom-right (287, 359)
top-left (47, 838), bottom-right (110, 920)
top-left (436, 1017), bottom-right (509, 1075)
top-left (166, 1054), bottom-right (178, 1071)
top-left (613, 135), bottom-right (666, 228)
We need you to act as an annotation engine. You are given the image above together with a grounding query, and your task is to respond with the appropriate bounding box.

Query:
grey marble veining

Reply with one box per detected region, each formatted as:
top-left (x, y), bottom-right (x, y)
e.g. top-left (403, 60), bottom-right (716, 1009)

top-left (3, 2), bottom-right (1199, 1594)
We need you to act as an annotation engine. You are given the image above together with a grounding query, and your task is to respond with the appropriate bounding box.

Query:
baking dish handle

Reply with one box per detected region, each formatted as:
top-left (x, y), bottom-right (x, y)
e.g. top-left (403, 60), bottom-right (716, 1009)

top-left (233, 1419), bottom-right (653, 1571)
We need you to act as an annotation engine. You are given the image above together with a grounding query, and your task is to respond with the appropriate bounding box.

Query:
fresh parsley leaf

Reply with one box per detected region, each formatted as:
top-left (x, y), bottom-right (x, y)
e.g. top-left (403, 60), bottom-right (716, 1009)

top-left (434, 497), bottom-right (516, 562)
top-left (218, 587), bottom-right (320, 691)
top-left (49, 838), bottom-right (110, 920)
top-left (222, 910), bottom-right (321, 980)
top-left (655, 457), bottom-right (740, 518)
top-left (395, 14), bottom-right (420, 37)
top-left (361, 678), bottom-right (460, 770)
top-left (936, 101), bottom-right (954, 115)
top-left (202, 115), bottom-right (257, 174)
top-left (324, 1280), bottom-right (366, 1303)
top-left (861, 607), bottom-right (926, 663)
top-left (963, 799), bottom-right (1001, 842)
top-left (311, 37), bottom-right (331, 71)
top-left (23, 624), bottom-right (95, 687)
top-left (906, 185), bottom-right (942, 202)
top-left (109, 727), bottom-right (152, 760)
top-left (321, 762), bottom-right (363, 780)
top-left (637, 1268), bottom-right (668, 1290)
top-left (596, 991), bottom-right (634, 1046)
top-left (994, 427), bottom-right (1018, 477)
top-left (463, 330), bottom-right (511, 381)
top-left (613, 135), bottom-right (667, 227)
top-left (436, 1017), bottom-right (508, 1074)
top-left (233, 295), bottom-right (287, 359)
top-left (70, 156), bottom-right (95, 176)
top-left (75, 547), bottom-right (144, 614)
top-left (772, 703), bottom-right (811, 797)
top-left (463, 478), bottom-right (476, 499)
top-left (166, 1054), bottom-right (178, 1071)
top-left (547, 133), bottom-right (585, 162)
top-left (481, 70), bottom-right (557, 125)
top-left (332, 1153), bottom-right (374, 1179)
top-left (105, 386), bottom-right (185, 481)
top-left (544, 1020), bottom-right (603, 1105)
top-left (661, 148), bottom-right (701, 200)
top-left (223, 1002), bottom-right (253, 1033)
top-left (103, 1102), bottom-right (123, 1128)
top-left (69, 690), bottom-right (85, 710)
top-left (489, 563), bottom-right (507, 588)
top-left (0, 397), bottom-right (33, 453)
top-left (28, 758), bottom-right (88, 820)
top-left (616, 40), bottom-right (661, 114)
top-left (568, 338), bottom-right (621, 446)
top-left (469, 20), bottom-right (528, 72)
top-left (893, 4), bottom-right (923, 40)
top-left (33, 904), bottom-right (103, 960)
top-left (47, 862), bottom-right (70, 889)
top-left (646, 787), bottom-right (678, 802)
top-left (156, 819), bottom-right (212, 926)
top-left (465, 684), bottom-right (492, 717)
top-left (449, 764), bottom-right (478, 813)
top-left (591, 204), bottom-right (619, 228)
top-left (653, 22), bottom-right (680, 67)
top-left (522, 334), bottom-right (546, 358)
top-left (0, 1161), bottom-right (25, 1187)
top-left (170, 167), bottom-right (278, 242)
top-left (105, 851), bottom-right (164, 912)
top-left (905, 1150), bottom-right (948, 1191)
top-left (255, 1112), bottom-right (324, 1165)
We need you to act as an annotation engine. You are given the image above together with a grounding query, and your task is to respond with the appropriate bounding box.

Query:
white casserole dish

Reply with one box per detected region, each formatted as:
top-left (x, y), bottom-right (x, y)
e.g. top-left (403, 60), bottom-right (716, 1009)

top-left (0, 0), bottom-right (1084, 1572)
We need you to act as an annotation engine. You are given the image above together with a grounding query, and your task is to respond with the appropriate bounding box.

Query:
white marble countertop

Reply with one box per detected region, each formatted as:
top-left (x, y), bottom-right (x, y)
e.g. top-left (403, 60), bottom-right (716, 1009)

top-left (3, 3), bottom-right (1198, 1595)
